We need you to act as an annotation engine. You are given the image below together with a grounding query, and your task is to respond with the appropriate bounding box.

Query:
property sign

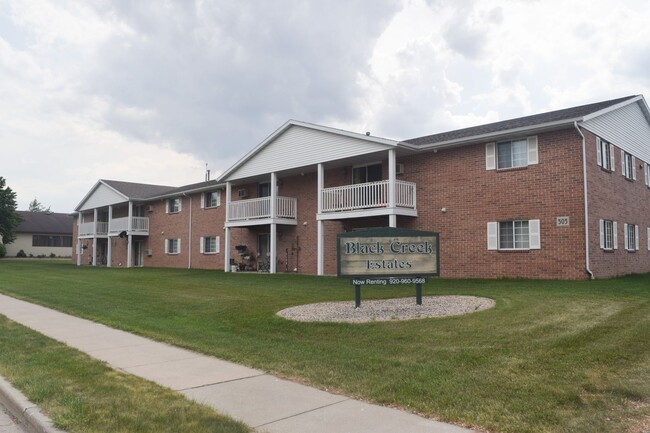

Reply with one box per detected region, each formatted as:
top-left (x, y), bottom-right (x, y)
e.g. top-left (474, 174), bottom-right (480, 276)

top-left (337, 228), bottom-right (439, 278)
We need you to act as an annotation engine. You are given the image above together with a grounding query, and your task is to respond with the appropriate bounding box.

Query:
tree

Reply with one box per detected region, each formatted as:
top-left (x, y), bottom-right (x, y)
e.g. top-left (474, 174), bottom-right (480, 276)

top-left (0, 177), bottom-right (22, 244)
top-left (28, 198), bottom-right (50, 213)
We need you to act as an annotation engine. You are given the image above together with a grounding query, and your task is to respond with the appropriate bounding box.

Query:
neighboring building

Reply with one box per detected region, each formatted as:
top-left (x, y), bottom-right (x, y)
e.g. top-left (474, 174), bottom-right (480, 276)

top-left (74, 95), bottom-right (650, 279)
top-left (6, 211), bottom-right (74, 257)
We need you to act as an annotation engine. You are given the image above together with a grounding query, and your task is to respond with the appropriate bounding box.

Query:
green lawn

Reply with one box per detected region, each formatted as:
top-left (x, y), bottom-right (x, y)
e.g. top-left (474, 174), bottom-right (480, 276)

top-left (0, 260), bottom-right (648, 433)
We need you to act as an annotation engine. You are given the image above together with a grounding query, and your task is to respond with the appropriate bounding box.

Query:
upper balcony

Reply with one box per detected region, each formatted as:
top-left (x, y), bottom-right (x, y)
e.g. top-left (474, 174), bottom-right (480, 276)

top-left (319, 179), bottom-right (417, 220)
top-left (78, 217), bottom-right (149, 238)
top-left (226, 196), bottom-right (297, 227)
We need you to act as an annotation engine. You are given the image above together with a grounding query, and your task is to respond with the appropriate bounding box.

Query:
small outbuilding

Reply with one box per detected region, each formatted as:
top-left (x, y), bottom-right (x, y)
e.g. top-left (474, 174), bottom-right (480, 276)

top-left (4, 211), bottom-right (74, 257)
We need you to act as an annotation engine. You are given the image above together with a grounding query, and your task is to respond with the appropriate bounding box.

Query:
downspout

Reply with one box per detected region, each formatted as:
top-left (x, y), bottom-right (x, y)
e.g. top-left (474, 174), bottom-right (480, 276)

top-left (575, 121), bottom-right (594, 279)
top-left (183, 193), bottom-right (192, 269)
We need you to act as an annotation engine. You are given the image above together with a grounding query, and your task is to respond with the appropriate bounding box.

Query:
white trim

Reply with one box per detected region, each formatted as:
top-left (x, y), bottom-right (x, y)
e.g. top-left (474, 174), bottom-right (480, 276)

top-left (487, 222), bottom-right (498, 250)
top-left (635, 224), bottom-right (639, 250)
top-left (485, 142), bottom-right (496, 170)
top-left (527, 136), bottom-right (538, 165)
top-left (529, 219), bottom-right (541, 249)
top-left (596, 137), bottom-right (602, 166)
top-left (610, 143), bottom-right (616, 172)
top-left (613, 221), bottom-right (618, 249)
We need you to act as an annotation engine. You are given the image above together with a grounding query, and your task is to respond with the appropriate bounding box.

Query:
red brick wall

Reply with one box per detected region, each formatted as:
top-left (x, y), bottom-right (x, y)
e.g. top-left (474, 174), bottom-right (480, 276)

top-left (584, 129), bottom-right (650, 278)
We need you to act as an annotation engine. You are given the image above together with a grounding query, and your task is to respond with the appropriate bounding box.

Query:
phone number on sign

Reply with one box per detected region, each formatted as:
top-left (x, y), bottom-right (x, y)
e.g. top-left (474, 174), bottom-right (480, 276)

top-left (388, 277), bottom-right (426, 285)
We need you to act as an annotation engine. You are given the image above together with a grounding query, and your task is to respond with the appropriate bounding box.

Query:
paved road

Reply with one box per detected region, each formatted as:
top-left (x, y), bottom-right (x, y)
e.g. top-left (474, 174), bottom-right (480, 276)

top-left (0, 401), bottom-right (27, 433)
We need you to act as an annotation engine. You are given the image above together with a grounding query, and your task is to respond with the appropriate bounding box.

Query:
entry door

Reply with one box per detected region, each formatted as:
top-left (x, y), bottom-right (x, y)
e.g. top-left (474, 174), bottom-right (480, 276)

top-left (133, 241), bottom-right (143, 267)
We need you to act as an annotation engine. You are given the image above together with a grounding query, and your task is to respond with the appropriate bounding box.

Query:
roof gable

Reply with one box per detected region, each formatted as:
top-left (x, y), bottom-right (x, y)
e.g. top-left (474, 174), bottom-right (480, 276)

top-left (76, 181), bottom-right (128, 211)
top-left (221, 120), bottom-right (399, 182)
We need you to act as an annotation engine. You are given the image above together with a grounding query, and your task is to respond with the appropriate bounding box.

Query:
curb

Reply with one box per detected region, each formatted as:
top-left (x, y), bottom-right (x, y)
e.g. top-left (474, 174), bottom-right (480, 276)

top-left (0, 375), bottom-right (65, 433)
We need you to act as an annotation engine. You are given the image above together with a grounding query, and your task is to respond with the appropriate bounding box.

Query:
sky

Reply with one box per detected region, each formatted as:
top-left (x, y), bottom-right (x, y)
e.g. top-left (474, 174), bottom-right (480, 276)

top-left (1, 0), bottom-right (650, 212)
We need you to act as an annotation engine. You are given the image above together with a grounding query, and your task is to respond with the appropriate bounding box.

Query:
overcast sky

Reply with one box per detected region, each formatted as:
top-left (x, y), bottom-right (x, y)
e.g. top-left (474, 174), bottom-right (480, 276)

top-left (2, 0), bottom-right (650, 212)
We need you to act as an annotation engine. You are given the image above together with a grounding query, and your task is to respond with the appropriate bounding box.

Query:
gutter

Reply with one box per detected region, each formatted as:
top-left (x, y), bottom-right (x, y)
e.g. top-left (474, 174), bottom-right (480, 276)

top-left (575, 121), bottom-right (594, 279)
top-left (182, 193), bottom-right (192, 269)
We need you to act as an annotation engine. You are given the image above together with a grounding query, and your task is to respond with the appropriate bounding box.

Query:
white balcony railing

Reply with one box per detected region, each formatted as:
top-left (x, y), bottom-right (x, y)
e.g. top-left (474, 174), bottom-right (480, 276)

top-left (78, 221), bottom-right (108, 236)
top-left (228, 196), bottom-right (297, 222)
top-left (108, 217), bottom-right (149, 234)
top-left (321, 180), bottom-right (416, 213)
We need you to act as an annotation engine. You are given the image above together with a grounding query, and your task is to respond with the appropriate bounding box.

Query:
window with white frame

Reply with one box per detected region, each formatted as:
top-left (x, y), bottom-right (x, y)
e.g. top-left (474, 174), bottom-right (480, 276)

top-left (599, 219), bottom-right (617, 250)
top-left (352, 163), bottom-right (382, 184)
top-left (167, 198), bottom-right (181, 213)
top-left (165, 238), bottom-right (180, 254)
top-left (487, 219), bottom-right (540, 250)
top-left (621, 150), bottom-right (636, 181)
top-left (485, 136), bottom-right (538, 170)
top-left (623, 223), bottom-right (639, 251)
top-left (200, 236), bottom-right (220, 254)
top-left (202, 191), bottom-right (220, 208)
top-left (596, 137), bottom-right (615, 171)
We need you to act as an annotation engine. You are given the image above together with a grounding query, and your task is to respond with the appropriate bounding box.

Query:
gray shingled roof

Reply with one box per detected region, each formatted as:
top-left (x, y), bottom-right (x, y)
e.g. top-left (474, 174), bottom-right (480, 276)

top-left (101, 180), bottom-right (177, 200)
top-left (16, 211), bottom-right (73, 235)
top-left (404, 95), bottom-right (638, 146)
top-left (147, 179), bottom-right (223, 199)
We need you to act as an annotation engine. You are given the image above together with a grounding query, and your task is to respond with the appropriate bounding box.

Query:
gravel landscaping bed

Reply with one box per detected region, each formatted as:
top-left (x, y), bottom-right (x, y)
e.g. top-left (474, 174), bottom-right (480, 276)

top-left (277, 295), bottom-right (495, 323)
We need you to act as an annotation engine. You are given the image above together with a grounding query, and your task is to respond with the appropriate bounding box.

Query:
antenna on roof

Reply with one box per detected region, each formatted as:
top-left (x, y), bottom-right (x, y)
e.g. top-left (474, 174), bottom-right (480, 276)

top-left (205, 163), bottom-right (210, 181)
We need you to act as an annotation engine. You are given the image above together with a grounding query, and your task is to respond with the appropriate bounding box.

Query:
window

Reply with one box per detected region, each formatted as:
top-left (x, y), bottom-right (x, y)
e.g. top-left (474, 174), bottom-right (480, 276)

top-left (32, 235), bottom-right (72, 247)
top-left (599, 219), bottom-right (617, 250)
top-left (596, 137), bottom-right (615, 171)
top-left (624, 223), bottom-right (639, 251)
top-left (200, 236), bottom-right (220, 254)
top-left (202, 191), bottom-right (220, 208)
top-left (352, 163), bottom-right (382, 184)
top-left (165, 238), bottom-right (180, 254)
top-left (645, 163), bottom-right (650, 187)
top-left (167, 198), bottom-right (181, 213)
top-left (485, 136), bottom-right (538, 170)
top-left (621, 151), bottom-right (636, 181)
top-left (487, 220), bottom-right (540, 250)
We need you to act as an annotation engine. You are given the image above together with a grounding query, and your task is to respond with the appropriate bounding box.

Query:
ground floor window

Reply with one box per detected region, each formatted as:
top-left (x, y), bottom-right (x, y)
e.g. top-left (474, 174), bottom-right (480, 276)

top-left (32, 235), bottom-right (72, 247)
top-left (599, 219), bottom-right (616, 250)
top-left (624, 223), bottom-right (639, 251)
top-left (487, 219), bottom-right (540, 250)
top-left (200, 236), bottom-right (220, 254)
top-left (165, 238), bottom-right (180, 254)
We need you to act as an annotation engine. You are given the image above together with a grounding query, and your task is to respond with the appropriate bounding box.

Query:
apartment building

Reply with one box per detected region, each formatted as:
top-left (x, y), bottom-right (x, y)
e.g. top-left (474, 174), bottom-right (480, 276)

top-left (73, 95), bottom-right (650, 279)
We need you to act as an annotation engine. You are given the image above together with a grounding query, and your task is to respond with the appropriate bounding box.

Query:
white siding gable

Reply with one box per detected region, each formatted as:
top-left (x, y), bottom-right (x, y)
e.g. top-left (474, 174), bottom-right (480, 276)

top-left (582, 101), bottom-right (650, 163)
top-left (78, 183), bottom-right (127, 211)
top-left (226, 125), bottom-right (395, 181)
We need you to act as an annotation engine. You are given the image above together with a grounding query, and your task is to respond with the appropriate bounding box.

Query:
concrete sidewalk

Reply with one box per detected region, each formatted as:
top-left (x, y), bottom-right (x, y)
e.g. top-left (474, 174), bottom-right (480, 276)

top-left (0, 294), bottom-right (476, 433)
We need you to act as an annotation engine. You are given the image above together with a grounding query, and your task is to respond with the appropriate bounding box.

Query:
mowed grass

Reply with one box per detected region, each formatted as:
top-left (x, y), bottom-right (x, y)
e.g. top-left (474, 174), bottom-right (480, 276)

top-left (0, 315), bottom-right (250, 433)
top-left (0, 260), bottom-right (648, 433)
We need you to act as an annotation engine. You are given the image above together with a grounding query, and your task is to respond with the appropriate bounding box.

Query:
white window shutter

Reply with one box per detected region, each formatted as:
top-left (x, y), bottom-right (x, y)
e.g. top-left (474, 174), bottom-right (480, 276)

top-left (166, 200), bottom-right (170, 214)
top-left (178, 198), bottom-right (182, 212)
top-left (613, 222), bottom-right (618, 249)
top-left (527, 136), bottom-right (538, 165)
top-left (486, 143), bottom-right (496, 170)
top-left (632, 156), bottom-right (637, 180)
top-left (621, 150), bottom-right (625, 175)
top-left (200, 193), bottom-right (205, 209)
top-left (624, 223), bottom-right (628, 250)
top-left (635, 225), bottom-right (639, 250)
top-left (178, 238), bottom-right (181, 253)
top-left (200, 237), bottom-right (204, 253)
top-left (596, 138), bottom-right (602, 166)
top-left (529, 219), bottom-right (541, 249)
top-left (165, 239), bottom-right (169, 254)
top-left (487, 222), bottom-right (498, 250)
top-left (610, 144), bottom-right (615, 172)
top-left (599, 219), bottom-right (604, 249)
top-left (646, 163), bottom-right (650, 186)
top-left (647, 227), bottom-right (650, 250)
top-left (215, 236), bottom-right (221, 253)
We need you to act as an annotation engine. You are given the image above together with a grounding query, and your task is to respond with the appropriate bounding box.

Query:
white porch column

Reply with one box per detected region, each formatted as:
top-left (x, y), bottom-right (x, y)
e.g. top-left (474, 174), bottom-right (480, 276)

top-left (224, 182), bottom-right (232, 272)
top-left (388, 148), bottom-right (397, 228)
top-left (317, 163), bottom-right (324, 275)
top-left (127, 202), bottom-right (133, 268)
top-left (92, 209), bottom-right (98, 266)
top-left (76, 239), bottom-right (81, 266)
top-left (107, 205), bottom-right (113, 267)
top-left (270, 172), bottom-right (277, 218)
top-left (270, 223), bottom-right (277, 274)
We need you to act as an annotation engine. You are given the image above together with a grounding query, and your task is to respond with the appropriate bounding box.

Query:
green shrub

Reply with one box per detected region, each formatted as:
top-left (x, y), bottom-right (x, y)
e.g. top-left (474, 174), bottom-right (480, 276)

top-left (16, 249), bottom-right (26, 258)
top-left (0, 244), bottom-right (5, 258)
top-left (49, 253), bottom-right (56, 258)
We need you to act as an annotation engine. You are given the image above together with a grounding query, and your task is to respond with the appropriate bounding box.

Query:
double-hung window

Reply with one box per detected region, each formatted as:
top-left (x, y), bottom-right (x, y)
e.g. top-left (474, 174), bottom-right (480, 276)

top-left (487, 219), bottom-right (541, 250)
top-left (165, 238), bottom-right (180, 254)
top-left (352, 163), bottom-right (382, 184)
top-left (623, 223), bottom-right (639, 251)
top-left (200, 236), bottom-right (220, 254)
top-left (485, 136), bottom-right (538, 170)
top-left (621, 151), bottom-right (636, 181)
top-left (167, 198), bottom-right (181, 213)
top-left (599, 219), bottom-right (617, 250)
top-left (202, 191), bottom-right (220, 208)
top-left (596, 137), bottom-right (615, 171)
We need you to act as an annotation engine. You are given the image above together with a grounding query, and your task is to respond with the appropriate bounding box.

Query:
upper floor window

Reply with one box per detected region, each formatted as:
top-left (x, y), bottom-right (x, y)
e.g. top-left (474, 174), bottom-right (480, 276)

top-left (167, 198), bottom-right (181, 213)
top-left (202, 191), bottom-right (220, 208)
top-left (621, 151), bottom-right (636, 181)
top-left (596, 137), bottom-right (615, 171)
top-left (485, 136), bottom-right (538, 170)
top-left (353, 163), bottom-right (382, 184)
